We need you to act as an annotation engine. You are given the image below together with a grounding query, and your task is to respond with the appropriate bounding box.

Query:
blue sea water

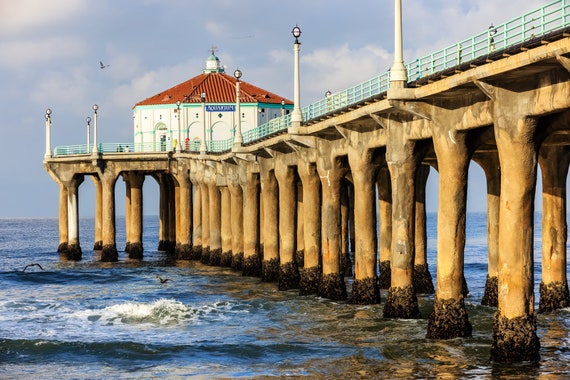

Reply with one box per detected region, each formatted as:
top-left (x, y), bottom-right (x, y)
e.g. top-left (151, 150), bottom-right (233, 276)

top-left (0, 213), bottom-right (569, 379)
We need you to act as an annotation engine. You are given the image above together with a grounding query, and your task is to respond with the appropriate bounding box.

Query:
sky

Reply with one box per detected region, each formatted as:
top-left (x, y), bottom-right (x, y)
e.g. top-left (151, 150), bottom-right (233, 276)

top-left (0, 0), bottom-right (552, 217)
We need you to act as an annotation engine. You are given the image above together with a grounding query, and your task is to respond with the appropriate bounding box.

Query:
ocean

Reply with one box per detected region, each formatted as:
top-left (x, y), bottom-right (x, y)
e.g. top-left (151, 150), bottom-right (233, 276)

top-left (0, 213), bottom-right (569, 379)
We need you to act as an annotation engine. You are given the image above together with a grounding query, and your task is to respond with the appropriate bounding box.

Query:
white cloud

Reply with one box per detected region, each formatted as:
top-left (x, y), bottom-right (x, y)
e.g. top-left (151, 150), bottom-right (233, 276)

top-left (0, 0), bottom-right (87, 37)
top-left (0, 36), bottom-right (86, 69)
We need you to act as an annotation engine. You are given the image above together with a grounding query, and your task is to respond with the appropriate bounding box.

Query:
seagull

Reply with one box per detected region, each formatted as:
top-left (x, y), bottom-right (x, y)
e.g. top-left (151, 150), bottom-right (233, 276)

top-left (99, 61), bottom-right (109, 69)
top-left (23, 263), bottom-right (44, 272)
top-left (157, 276), bottom-right (170, 284)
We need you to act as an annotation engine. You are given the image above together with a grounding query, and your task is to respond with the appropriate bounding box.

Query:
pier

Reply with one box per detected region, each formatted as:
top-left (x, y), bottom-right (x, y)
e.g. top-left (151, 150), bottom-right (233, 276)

top-left (44, 1), bottom-right (570, 362)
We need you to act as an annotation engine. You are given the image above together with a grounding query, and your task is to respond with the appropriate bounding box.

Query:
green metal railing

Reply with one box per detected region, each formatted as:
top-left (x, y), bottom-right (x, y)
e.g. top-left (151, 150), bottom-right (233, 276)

top-left (53, 0), bottom-right (569, 157)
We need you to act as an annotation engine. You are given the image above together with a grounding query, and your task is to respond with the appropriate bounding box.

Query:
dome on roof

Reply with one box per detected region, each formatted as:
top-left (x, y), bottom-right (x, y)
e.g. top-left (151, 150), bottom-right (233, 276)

top-left (204, 50), bottom-right (224, 73)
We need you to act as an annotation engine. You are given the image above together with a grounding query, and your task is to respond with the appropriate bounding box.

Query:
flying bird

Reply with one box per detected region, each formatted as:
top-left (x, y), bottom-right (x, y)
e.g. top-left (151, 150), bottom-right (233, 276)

top-left (99, 61), bottom-right (110, 69)
top-left (23, 263), bottom-right (44, 272)
top-left (157, 276), bottom-right (170, 284)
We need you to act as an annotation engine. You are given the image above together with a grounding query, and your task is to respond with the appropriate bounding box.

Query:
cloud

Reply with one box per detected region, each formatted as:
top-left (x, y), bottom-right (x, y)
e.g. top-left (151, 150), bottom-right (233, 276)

top-left (0, 36), bottom-right (86, 69)
top-left (0, 0), bottom-right (87, 37)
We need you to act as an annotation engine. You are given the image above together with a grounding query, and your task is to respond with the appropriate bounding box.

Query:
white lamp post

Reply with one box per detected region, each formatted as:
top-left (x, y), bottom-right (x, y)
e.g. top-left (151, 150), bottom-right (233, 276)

top-left (291, 25), bottom-right (303, 126)
top-left (44, 108), bottom-right (52, 159)
top-left (176, 100), bottom-right (181, 152)
top-left (86, 116), bottom-right (91, 153)
top-left (92, 104), bottom-right (99, 156)
top-left (234, 68), bottom-right (243, 146)
top-left (390, 0), bottom-right (407, 86)
top-left (200, 92), bottom-right (207, 154)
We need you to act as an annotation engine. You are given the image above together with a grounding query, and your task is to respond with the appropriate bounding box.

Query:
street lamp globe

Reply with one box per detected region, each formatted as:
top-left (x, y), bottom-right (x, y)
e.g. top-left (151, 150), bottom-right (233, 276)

top-left (234, 68), bottom-right (242, 80)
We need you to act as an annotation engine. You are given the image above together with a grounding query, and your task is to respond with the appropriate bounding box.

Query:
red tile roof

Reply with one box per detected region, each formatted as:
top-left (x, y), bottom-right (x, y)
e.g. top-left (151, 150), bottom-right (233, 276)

top-left (134, 72), bottom-right (293, 107)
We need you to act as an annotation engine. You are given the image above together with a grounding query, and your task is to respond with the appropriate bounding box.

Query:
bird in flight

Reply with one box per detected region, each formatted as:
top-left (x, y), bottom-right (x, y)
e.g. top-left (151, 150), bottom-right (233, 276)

top-left (157, 276), bottom-right (170, 284)
top-left (23, 263), bottom-right (44, 272)
top-left (100, 61), bottom-right (109, 69)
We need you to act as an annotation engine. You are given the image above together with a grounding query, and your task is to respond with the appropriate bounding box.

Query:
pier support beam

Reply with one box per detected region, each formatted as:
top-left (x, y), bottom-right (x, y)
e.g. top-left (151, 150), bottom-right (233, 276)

top-left (275, 160), bottom-right (300, 290)
top-left (57, 181), bottom-right (69, 253)
top-left (100, 172), bottom-right (118, 262)
top-left (491, 113), bottom-right (540, 362)
top-left (317, 154), bottom-right (347, 301)
top-left (91, 176), bottom-right (103, 251)
top-left (199, 173), bottom-right (211, 264)
top-left (348, 146), bottom-right (380, 304)
top-left (174, 171), bottom-right (193, 260)
top-left (384, 122), bottom-right (420, 318)
top-left (242, 171), bottom-right (261, 276)
top-left (220, 186), bottom-right (233, 266)
top-left (413, 164), bottom-right (434, 294)
top-left (260, 165), bottom-right (279, 282)
top-left (538, 144), bottom-right (570, 312)
top-left (474, 152), bottom-right (501, 307)
top-left (427, 126), bottom-right (472, 339)
top-left (64, 176), bottom-right (84, 260)
top-left (297, 161), bottom-right (321, 295)
top-left (207, 173), bottom-right (222, 266)
top-left (125, 171), bottom-right (145, 259)
top-left (228, 175), bottom-right (244, 270)
top-left (190, 172), bottom-right (202, 260)
top-left (378, 166), bottom-right (392, 289)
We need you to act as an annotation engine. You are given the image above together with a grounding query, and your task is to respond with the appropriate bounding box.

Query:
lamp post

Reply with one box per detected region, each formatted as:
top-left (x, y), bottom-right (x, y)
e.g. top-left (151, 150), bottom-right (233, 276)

top-left (92, 104), bottom-right (99, 156)
top-left (234, 68), bottom-right (243, 147)
top-left (281, 99), bottom-right (285, 117)
top-left (86, 116), bottom-right (91, 153)
top-left (390, 0), bottom-right (407, 86)
top-left (44, 108), bottom-right (52, 159)
top-left (176, 100), bottom-right (181, 152)
top-left (200, 92), bottom-right (207, 154)
top-left (291, 25), bottom-right (303, 126)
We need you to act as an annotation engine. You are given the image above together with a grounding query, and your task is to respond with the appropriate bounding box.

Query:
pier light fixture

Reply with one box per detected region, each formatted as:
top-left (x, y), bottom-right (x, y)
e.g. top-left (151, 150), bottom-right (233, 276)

top-left (92, 104), bottom-right (99, 156)
top-left (281, 99), bottom-right (285, 117)
top-left (291, 24), bottom-right (303, 126)
top-left (292, 25), bottom-right (301, 43)
top-left (325, 90), bottom-right (332, 97)
top-left (44, 108), bottom-right (52, 159)
top-left (176, 100), bottom-right (182, 152)
top-left (234, 68), bottom-right (243, 147)
top-left (86, 116), bottom-right (91, 153)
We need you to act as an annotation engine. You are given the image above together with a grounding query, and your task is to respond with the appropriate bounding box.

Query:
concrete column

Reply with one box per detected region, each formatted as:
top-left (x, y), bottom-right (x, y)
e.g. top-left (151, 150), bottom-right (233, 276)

top-left (384, 128), bottom-right (420, 318)
top-left (207, 175), bottom-right (222, 266)
top-left (413, 164), bottom-right (434, 294)
top-left (275, 161), bottom-right (300, 291)
top-left (199, 179), bottom-right (210, 264)
top-left (297, 161), bottom-right (321, 295)
top-left (377, 166), bottom-right (392, 289)
top-left (474, 152), bottom-right (501, 307)
top-left (157, 174), bottom-right (169, 251)
top-left (220, 186), bottom-right (233, 267)
top-left (167, 175), bottom-right (177, 254)
top-left (100, 173), bottom-right (118, 262)
top-left (174, 172), bottom-right (192, 260)
top-left (317, 156), bottom-right (347, 301)
top-left (538, 144), bottom-right (570, 312)
top-left (124, 172), bottom-right (144, 259)
top-left (228, 178), bottom-right (244, 269)
top-left (296, 181), bottom-right (305, 271)
top-left (340, 181), bottom-right (353, 277)
top-left (241, 171), bottom-right (261, 276)
top-left (90, 176), bottom-right (102, 251)
top-left (260, 166), bottom-right (279, 282)
top-left (190, 176), bottom-right (202, 260)
top-left (348, 147), bottom-right (380, 304)
top-left (64, 175), bottom-right (84, 260)
top-left (491, 114), bottom-right (540, 362)
top-left (426, 129), bottom-right (472, 339)
top-left (57, 181), bottom-right (69, 253)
